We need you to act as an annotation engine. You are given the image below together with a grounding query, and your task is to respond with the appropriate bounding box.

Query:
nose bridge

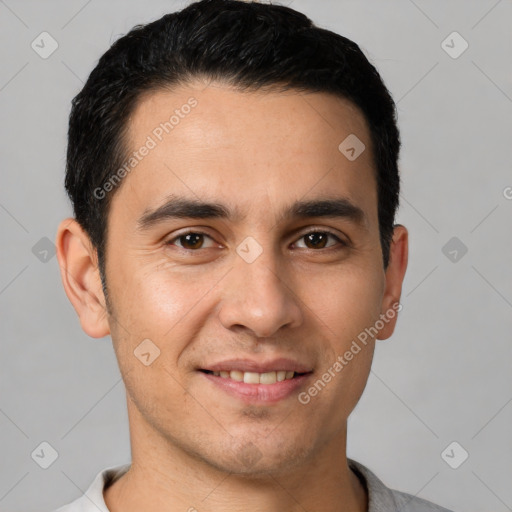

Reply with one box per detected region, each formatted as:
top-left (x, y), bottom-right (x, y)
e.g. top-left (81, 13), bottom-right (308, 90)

top-left (218, 237), bottom-right (303, 338)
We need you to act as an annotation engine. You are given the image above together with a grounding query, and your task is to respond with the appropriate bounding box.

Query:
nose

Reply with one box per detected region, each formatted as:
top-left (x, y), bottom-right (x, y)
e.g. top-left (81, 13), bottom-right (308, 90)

top-left (217, 245), bottom-right (303, 339)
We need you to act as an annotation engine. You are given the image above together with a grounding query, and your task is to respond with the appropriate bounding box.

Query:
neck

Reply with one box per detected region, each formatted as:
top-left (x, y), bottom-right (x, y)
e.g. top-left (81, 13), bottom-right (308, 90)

top-left (104, 401), bottom-right (367, 512)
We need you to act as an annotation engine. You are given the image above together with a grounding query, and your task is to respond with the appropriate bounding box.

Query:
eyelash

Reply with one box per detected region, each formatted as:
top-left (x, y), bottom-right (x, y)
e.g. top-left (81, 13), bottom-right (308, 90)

top-left (165, 229), bottom-right (348, 251)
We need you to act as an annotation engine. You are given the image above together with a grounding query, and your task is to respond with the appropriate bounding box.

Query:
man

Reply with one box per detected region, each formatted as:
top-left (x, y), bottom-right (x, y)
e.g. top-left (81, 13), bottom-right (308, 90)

top-left (54, 0), bottom-right (454, 510)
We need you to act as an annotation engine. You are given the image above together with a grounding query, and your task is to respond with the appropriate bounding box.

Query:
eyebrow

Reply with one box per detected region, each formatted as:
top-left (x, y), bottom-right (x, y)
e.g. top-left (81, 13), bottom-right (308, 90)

top-left (137, 194), bottom-right (368, 231)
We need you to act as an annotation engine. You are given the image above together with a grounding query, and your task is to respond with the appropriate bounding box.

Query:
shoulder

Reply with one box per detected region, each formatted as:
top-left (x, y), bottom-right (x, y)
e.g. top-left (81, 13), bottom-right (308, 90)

top-left (347, 458), bottom-right (456, 512)
top-left (49, 463), bottom-right (131, 512)
top-left (391, 488), bottom-right (455, 512)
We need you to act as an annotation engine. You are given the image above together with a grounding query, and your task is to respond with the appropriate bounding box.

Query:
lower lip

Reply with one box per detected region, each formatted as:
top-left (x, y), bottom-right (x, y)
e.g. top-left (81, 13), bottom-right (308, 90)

top-left (200, 372), bottom-right (312, 404)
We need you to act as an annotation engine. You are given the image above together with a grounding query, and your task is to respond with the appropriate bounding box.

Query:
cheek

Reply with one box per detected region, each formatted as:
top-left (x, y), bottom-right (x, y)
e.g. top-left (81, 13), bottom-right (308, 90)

top-left (110, 258), bottom-right (211, 337)
top-left (305, 262), bottom-right (384, 342)
top-left (299, 266), bottom-right (380, 428)
top-left (299, 261), bottom-right (382, 411)
top-left (107, 259), bottom-right (226, 398)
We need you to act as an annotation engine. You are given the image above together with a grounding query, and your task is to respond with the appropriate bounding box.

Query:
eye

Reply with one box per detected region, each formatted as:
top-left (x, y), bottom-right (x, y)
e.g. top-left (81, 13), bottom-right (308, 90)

top-left (165, 229), bottom-right (347, 252)
top-left (293, 230), bottom-right (347, 250)
top-left (166, 231), bottom-right (217, 250)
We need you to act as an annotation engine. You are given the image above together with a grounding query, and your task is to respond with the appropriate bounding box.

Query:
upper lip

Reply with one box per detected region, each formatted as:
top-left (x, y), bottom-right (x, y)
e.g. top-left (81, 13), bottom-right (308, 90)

top-left (200, 358), bottom-right (313, 374)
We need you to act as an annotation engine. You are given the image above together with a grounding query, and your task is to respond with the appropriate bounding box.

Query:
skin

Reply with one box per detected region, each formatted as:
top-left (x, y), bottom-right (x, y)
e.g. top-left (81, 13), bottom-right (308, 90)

top-left (56, 81), bottom-right (408, 512)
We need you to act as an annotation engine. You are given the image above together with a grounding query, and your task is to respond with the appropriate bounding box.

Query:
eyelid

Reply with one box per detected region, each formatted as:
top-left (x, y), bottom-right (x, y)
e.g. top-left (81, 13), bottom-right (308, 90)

top-left (165, 227), bottom-right (349, 250)
top-left (165, 228), bottom-right (218, 249)
top-left (291, 228), bottom-right (348, 249)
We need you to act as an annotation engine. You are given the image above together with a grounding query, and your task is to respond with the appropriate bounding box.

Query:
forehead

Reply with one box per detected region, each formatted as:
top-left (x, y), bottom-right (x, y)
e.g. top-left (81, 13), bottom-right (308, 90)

top-left (111, 82), bottom-right (377, 229)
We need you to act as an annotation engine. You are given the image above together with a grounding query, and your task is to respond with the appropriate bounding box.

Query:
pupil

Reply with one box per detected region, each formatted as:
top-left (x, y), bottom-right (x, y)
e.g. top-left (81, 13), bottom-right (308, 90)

top-left (306, 232), bottom-right (327, 249)
top-left (183, 233), bottom-right (203, 249)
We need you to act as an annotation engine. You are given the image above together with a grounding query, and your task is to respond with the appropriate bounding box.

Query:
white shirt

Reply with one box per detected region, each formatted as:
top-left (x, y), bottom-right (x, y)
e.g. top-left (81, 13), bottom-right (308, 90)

top-left (52, 458), bottom-right (454, 512)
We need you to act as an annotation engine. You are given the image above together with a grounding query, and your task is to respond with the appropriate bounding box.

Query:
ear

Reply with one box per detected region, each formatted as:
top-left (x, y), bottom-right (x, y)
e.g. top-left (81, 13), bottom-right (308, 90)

top-left (376, 224), bottom-right (408, 341)
top-left (55, 218), bottom-right (110, 338)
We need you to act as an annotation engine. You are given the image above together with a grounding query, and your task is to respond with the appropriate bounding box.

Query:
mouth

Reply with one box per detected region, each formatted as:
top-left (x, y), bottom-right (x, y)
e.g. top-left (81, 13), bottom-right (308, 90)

top-left (199, 369), bottom-right (310, 385)
top-left (197, 359), bottom-right (314, 403)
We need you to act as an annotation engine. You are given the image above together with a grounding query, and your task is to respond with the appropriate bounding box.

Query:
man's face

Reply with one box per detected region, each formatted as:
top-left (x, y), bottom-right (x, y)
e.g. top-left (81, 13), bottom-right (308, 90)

top-left (102, 82), bottom-right (395, 474)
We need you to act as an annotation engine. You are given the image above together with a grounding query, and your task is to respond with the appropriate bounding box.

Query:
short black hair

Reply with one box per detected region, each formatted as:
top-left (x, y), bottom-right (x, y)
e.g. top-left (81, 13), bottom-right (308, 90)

top-left (65, 0), bottom-right (401, 295)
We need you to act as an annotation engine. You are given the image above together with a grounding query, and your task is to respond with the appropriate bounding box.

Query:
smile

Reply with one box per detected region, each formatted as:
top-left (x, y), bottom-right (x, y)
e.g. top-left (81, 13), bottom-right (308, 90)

top-left (201, 369), bottom-right (300, 384)
top-left (199, 370), bottom-right (313, 403)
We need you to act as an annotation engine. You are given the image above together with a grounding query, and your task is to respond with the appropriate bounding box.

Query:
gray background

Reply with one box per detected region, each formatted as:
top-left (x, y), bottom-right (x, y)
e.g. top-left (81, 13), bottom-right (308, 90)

top-left (1, 0), bottom-right (511, 511)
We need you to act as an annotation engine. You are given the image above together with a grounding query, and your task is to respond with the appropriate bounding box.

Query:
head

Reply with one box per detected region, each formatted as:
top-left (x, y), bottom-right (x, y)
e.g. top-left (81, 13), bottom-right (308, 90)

top-left (57, 0), bottom-right (408, 477)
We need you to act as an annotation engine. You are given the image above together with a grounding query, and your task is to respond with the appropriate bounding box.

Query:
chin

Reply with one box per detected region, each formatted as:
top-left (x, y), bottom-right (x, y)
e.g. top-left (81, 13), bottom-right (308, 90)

top-left (201, 435), bottom-right (314, 477)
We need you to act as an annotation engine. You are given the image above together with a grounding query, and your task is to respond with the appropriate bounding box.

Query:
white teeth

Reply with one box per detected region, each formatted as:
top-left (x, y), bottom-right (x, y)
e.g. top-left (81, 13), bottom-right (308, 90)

top-left (211, 370), bottom-right (297, 384)
top-left (259, 372), bottom-right (277, 385)
top-left (230, 370), bottom-right (244, 382)
top-left (243, 372), bottom-right (260, 384)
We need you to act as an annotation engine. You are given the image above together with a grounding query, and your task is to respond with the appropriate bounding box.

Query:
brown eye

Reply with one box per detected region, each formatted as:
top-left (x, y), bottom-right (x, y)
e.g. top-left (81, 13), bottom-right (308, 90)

top-left (294, 231), bottom-right (345, 250)
top-left (304, 232), bottom-right (328, 249)
top-left (166, 231), bottom-right (215, 250)
top-left (179, 233), bottom-right (204, 250)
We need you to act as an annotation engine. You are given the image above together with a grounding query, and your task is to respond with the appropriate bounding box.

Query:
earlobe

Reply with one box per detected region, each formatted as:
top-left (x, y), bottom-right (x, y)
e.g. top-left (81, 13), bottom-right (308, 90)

top-left (55, 218), bottom-right (111, 338)
top-left (377, 224), bottom-right (409, 341)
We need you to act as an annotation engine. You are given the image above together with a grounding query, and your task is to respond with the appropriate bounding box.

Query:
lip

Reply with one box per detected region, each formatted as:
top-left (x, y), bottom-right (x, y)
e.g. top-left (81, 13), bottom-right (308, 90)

top-left (200, 358), bottom-right (313, 374)
top-left (200, 371), bottom-right (313, 404)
